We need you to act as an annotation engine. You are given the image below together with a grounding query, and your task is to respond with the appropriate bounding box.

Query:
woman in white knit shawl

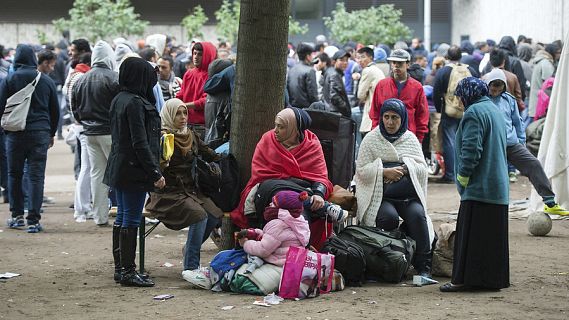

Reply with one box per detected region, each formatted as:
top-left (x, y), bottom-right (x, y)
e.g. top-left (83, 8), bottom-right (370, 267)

top-left (355, 98), bottom-right (435, 278)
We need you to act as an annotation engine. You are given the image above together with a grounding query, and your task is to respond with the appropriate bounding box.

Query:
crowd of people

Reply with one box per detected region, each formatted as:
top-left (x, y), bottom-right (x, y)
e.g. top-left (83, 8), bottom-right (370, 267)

top-left (0, 30), bottom-right (566, 294)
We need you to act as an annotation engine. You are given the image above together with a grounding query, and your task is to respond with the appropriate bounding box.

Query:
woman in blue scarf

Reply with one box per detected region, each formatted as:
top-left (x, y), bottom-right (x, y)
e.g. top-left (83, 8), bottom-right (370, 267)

top-left (440, 77), bottom-right (510, 292)
top-left (355, 98), bottom-right (435, 281)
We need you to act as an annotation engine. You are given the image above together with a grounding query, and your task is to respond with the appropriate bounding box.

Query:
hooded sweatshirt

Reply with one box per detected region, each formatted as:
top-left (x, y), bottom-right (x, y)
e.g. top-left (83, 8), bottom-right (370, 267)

top-left (176, 42), bottom-right (217, 125)
top-left (484, 68), bottom-right (525, 146)
top-left (528, 50), bottom-right (555, 117)
top-left (146, 34), bottom-right (167, 57)
top-left (72, 40), bottom-right (119, 135)
top-left (0, 44), bottom-right (59, 136)
top-left (243, 208), bottom-right (310, 266)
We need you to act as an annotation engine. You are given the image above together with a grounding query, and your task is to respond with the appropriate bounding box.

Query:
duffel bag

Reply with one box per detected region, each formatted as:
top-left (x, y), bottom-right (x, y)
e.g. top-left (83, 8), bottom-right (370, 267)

top-left (338, 225), bottom-right (415, 283)
top-left (321, 236), bottom-right (366, 286)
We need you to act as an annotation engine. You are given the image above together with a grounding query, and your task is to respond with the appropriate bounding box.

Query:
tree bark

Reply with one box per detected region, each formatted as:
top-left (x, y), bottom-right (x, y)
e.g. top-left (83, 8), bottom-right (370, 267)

top-left (230, 0), bottom-right (290, 187)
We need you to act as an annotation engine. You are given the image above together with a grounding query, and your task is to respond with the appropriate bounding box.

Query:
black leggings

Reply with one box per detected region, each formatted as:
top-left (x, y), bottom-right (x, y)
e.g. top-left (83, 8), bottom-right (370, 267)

top-left (376, 199), bottom-right (431, 272)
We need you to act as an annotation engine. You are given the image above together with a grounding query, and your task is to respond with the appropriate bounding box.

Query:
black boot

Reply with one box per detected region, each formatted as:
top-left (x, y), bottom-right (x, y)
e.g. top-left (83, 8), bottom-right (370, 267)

top-left (119, 227), bottom-right (154, 287)
top-left (112, 225), bottom-right (121, 283)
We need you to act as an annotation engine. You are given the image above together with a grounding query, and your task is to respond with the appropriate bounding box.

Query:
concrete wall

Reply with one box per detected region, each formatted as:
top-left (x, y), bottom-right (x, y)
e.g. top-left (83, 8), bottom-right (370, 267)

top-left (452, 0), bottom-right (569, 45)
top-left (0, 24), bottom-right (219, 48)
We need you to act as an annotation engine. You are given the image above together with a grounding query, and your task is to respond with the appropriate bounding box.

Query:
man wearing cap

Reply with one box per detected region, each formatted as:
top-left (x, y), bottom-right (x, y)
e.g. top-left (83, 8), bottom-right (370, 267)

top-left (287, 43), bottom-right (318, 109)
top-left (370, 49), bottom-right (429, 142)
top-left (322, 49), bottom-right (351, 117)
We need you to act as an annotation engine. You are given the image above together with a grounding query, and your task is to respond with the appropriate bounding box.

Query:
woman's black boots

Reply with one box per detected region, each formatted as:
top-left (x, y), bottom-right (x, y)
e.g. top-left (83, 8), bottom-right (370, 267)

top-left (119, 227), bottom-right (155, 287)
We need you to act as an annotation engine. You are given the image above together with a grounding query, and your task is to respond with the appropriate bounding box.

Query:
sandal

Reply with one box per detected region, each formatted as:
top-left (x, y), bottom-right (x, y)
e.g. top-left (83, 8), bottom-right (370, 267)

top-left (439, 282), bottom-right (470, 292)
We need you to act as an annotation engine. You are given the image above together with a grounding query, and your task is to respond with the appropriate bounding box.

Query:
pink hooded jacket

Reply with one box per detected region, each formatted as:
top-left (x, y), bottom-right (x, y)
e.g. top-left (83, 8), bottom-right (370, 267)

top-left (243, 209), bottom-right (310, 266)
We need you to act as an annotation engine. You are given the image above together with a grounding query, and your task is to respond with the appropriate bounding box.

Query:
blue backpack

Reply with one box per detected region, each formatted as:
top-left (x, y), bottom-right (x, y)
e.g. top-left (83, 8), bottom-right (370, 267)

top-left (210, 249), bottom-right (247, 291)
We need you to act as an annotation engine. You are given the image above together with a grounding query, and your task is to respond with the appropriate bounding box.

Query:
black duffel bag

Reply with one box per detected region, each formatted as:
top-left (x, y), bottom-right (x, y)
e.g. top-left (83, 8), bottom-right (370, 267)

top-left (321, 236), bottom-right (366, 287)
top-left (338, 225), bottom-right (416, 283)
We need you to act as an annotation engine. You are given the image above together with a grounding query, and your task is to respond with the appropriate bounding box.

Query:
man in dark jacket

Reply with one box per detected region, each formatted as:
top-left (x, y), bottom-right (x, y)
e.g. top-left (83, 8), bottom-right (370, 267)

top-left (204, 59), bottom-right (234, 149)
top-left (72, 40), bottom-right (119, 226)
top-left (322, 49), bottom-right (352, 117)
top-left (433, 46), bottom-right (478, 183)
top-left (0, 44), bottom-right (60, 233)
top-left (287, 43), bottom-right (318, 109)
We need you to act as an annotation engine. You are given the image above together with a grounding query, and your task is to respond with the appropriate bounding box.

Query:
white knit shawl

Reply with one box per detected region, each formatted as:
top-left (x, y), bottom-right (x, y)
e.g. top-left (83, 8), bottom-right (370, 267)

top-left (354, 129), bottom-right (435, 247)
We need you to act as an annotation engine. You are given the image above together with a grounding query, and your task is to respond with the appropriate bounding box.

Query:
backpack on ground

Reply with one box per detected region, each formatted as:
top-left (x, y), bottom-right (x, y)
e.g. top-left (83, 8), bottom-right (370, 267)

top-left (321, 236), bottom-right (366, 286)
top-left (337, 225), bottom-right (416, 283)
top-left (209, 249), bottom-right (247, 292)
top-left (444, 63), bottom-right (471, 119)
top-left (1, 71), bottom-right (41, 131)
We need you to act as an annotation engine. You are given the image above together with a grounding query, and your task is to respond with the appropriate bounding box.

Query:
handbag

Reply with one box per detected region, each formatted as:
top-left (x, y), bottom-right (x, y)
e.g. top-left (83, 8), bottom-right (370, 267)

top-left (279, 246), bottom-right (334, 299)
top-left (1, 72), bottom-right (41, 131)
top-left (193, 155), bottom-right (222, 196)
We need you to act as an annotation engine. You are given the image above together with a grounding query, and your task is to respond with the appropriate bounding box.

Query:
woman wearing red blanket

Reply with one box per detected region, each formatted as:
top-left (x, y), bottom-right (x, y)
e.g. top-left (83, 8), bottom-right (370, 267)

top-left (231, 107), bottom-right (334, 250)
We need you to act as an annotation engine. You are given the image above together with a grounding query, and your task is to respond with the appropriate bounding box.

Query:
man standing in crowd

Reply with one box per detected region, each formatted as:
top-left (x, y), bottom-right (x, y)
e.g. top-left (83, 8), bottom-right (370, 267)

top-left (356, 46), bottom-right (385, 137)
top-left (528, 43), bottom-right (560, 123)
top-left (0, 44), bottom-right (59, 233)
top-left (37, 50), bottom-right (57, 75)
top-left (157, 55), bottom-right (182, 101)
top-left (370, 49), bottom-right (429, 142)
top-left (176, 41), bottom-right (217, 137)
top-left (287, 43), bottom-right (318, 109)
top-left (322, 49), bottom-right (352, 117)
top-left (433, 46), bottom-right (476, 183)
top-left (72, 40), bottom-right (119, 227)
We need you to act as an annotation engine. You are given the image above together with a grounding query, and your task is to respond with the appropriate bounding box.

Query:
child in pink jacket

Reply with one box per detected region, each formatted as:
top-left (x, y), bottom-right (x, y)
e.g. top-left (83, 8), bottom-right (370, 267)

top-left (238, 190), bottom-right (311, 266)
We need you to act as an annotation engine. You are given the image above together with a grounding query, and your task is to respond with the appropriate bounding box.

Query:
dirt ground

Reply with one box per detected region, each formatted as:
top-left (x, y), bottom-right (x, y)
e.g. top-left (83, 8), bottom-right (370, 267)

top-left (1, 141), bottom-right (568, 320)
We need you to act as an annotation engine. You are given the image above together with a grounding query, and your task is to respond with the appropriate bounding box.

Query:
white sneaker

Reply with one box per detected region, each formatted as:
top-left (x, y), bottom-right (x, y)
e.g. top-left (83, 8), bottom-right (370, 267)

top-left (326, 203), bottom-right (348, 223)
top-left (182, 267), bottom-right (211, 290)
top-left (75, 215), bottom-right (87, 223)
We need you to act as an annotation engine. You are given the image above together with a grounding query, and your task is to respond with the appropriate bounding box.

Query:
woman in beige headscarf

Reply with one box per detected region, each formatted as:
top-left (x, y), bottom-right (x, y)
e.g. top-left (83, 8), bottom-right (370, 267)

top-left (144, 98), bottom-right (222, 283)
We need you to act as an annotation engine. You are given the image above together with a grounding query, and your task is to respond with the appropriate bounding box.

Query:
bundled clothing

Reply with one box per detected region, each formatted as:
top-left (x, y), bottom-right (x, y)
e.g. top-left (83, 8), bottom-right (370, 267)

top-left (176, 42), bottom-right (217, 125)
top-left (370, 77), bottom-right (429, 142)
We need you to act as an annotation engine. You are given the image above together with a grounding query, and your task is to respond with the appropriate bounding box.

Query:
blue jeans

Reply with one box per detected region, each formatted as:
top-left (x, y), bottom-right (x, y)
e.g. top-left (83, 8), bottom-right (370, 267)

top-left (6, 131), bottom-right (51, 224)
top-left (183, 213), bottom-right (220, 270)
top-left (114, 188), bottom-right (146, 228)
top-left (441, 113), bottom-right (460, 180)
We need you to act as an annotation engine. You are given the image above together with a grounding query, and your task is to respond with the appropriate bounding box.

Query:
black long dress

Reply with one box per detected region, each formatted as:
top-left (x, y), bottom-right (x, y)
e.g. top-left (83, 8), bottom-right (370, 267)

top-left (451, 200), bottom-right (510, 289)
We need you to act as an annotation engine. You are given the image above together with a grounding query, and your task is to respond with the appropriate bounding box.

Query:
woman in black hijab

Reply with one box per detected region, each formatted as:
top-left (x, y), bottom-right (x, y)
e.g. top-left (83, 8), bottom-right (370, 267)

top-left (104, 57), bottom-right (164, 287)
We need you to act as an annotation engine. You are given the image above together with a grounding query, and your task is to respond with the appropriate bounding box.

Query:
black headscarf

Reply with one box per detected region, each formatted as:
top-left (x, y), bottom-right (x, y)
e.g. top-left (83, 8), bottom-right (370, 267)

top-left (288, 107), bottom-right (312, 141)
top-left (454, 77), bottom-right (488, 109)
top-left (379, 98), bottom-right (408, 143)
top-left (119, 57), bottom-right (158, 105)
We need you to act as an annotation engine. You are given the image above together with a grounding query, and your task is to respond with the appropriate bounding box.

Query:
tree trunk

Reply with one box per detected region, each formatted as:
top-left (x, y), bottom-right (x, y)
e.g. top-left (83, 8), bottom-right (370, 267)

top-left (230, 0), bottom-right (290, 187)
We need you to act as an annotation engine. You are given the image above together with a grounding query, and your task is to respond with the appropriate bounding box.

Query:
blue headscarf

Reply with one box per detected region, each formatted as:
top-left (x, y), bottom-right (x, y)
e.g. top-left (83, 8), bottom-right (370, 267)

top-left (379, 98), bottom-right (408, 143)
top-left (454, 77), bottom-right (488, 109)
top-left (287, 106), bottom-right (312, 141)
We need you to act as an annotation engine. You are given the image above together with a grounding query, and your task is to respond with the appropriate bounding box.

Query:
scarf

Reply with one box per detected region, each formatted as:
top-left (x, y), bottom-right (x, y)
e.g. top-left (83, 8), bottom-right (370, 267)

top-left (379, 98), bottom-right (408, 143)
top-left (275, 108), bottom-right (300, 149)
top-left (454, 77), bottom-right (489, 109)
top-left (160, 98), bottom-right (193, 157)
top-left (119, 57), bottom-right (157, 105)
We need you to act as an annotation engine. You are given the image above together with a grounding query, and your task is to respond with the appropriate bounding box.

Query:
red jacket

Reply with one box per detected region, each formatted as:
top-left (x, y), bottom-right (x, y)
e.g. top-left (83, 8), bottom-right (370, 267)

top-left (176, 42), bottom-right (217, 125)
top-left (370, 77), bottom-right (429, 142)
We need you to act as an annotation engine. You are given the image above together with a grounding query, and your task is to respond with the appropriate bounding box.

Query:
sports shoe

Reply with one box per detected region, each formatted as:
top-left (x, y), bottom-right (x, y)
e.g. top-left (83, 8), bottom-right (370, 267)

top-left (27, 223), bottom-right (43, 233)
top-left (325, 203), bottom-right (348, 223)
top-left (75, 215), bottom-right (87, 223)
top-left (7, 215), bottom-right (25, 229)
top-left (182, 267), bottom-right (212, 290)
top-left (544, 204), bottom-right (569, 216)
top-left (508, 172), bottom-right (518, 183)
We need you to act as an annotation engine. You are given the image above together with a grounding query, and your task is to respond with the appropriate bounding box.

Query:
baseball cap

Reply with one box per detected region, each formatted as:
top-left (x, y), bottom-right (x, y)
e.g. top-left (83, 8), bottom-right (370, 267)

top-left (332, 49), bottom-right (351, 60)
top-left (386, 49), bottom-right (411, 62)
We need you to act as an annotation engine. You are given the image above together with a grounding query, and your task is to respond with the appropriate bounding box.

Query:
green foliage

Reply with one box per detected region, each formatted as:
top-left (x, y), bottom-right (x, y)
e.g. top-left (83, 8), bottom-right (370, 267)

top-left (215, 0), bottom-right (241, 44)
top-left (288, 16), bottom-right (308, 36)
top-left (36, 29), bottom-right (48, 45)
top-left (53, 0), bottom-right (149, 43)
top-left (182, 5), bottom-right (208, 39)
top-left (323, 2), bottom-right (412, 45)
top-left (214, 0), bottom-right (309, 43)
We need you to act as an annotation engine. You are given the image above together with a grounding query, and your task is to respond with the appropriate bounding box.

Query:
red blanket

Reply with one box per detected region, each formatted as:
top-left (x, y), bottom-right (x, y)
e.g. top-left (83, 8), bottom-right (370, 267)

top-left (231, 129), bottom-right (334, 248)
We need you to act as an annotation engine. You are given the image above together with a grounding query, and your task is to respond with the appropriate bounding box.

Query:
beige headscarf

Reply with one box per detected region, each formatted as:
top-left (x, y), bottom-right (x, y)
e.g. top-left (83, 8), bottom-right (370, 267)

top-left (275, 108), bottom-right (300, 149)
top-left (160, 98), bottom-right (193, 156)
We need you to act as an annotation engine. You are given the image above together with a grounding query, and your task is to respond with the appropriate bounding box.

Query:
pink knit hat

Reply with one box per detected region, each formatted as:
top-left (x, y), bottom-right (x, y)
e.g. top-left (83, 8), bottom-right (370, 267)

top-left (271, 191), bottom-right (309, 218)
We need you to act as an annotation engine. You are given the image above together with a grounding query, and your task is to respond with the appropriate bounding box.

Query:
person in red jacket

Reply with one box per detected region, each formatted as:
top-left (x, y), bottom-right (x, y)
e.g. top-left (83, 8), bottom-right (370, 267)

top-left (370, 49), bottom-right (429, 142)
top-left (176, 42), bottom-right (217, 135)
